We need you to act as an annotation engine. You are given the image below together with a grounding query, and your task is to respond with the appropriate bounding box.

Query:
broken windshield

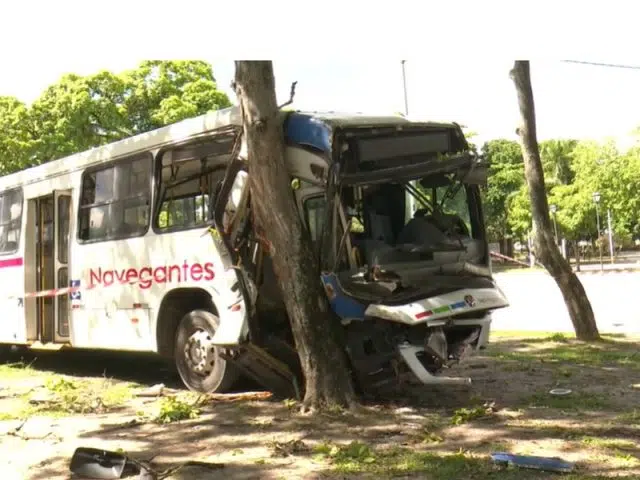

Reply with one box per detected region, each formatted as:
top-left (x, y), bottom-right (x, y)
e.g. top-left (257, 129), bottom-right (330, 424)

top-left (309, 171), bottom-right (486, 274)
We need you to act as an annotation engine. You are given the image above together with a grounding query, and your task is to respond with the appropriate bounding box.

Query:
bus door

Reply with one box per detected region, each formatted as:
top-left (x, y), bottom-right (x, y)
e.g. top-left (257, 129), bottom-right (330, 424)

top-left (34, 190), bottom-right (71, 343)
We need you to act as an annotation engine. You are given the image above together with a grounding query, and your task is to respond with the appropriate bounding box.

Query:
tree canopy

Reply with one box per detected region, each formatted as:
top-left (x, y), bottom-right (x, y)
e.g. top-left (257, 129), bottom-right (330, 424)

top-left (0, 60), bottom-right (231, 175)
top-left (482, 136), bottom-right (640, 245)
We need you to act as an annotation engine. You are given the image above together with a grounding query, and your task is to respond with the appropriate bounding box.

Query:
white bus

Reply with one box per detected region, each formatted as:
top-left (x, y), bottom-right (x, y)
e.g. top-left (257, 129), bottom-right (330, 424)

top-left (0, 105), bottom-right (509, 397)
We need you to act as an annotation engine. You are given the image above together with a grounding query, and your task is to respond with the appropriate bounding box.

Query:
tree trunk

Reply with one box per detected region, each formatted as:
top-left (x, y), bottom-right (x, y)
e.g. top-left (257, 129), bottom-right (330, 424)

top-left (510, 61), bottom-right (600, 341)
top-left (233, 61), bottom-right (358, 409)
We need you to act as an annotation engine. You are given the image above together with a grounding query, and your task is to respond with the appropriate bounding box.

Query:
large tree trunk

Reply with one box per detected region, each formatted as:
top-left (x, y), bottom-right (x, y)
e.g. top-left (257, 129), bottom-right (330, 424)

top-left (510, 61), bottom-right (600, 341)
top-left (233, 61), bottom-right (358, 409)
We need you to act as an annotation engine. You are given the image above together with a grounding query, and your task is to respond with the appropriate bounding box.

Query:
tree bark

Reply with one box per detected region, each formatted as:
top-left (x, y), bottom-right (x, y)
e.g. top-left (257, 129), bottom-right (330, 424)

top-left (233, 61), bottom-right (358, 409)
top-left (510, 61), bottom-right (600, 341)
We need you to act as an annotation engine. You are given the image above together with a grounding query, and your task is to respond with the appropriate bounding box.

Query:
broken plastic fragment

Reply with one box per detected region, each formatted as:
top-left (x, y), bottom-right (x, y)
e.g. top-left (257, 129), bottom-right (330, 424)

top-left (69, 447), bottom-right (127, 479)
top-left (491, 452), bottom-right (574, 473)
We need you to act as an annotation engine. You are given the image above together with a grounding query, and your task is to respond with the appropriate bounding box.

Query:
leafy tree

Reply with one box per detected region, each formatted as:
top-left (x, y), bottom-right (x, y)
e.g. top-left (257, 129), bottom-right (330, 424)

top-left (480, 139), bottom-right (525, 241)
top-left (0, 97), bottom-right (34, 175)
top-left (598, 148), bottom-right (640, 239)
top-left (0, 61), bottom-right (231, 172)
top-left (506, 184), bottom-right (532, 239)
top-left (546, 138), bottom-right (640, 242)
top-left (510, 60), bottom-right (600, 341)
top-left (480, 133), bottom-right (640, 245)
top-left (124, 60), bottom-right (231, 131)
top-left (29, 72), bottom-right (131, 163)
top-left (539, 139), bottom-right (578, 185)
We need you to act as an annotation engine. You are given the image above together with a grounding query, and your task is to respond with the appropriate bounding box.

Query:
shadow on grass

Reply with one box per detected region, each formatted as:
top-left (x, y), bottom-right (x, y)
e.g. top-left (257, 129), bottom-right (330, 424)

top-left (484, 334), bottom-right (640, 370)
top-left (0, 347), bottom-right (183, 390)
top-left (22, 387), bottom-right (640, 479)
top-left (10, 334), bottom-right (640, 479)
top-left (27, 411), bottom-right (640, 480)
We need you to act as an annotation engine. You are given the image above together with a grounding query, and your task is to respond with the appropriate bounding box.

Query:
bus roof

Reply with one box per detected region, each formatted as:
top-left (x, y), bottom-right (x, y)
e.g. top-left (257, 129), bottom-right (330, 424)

top-left (0, 106), bottom-right (460, 191)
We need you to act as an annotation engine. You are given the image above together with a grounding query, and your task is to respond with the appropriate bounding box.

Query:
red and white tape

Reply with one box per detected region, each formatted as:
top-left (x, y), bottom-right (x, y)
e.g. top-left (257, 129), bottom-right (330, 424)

top-left (7, 278), bottom-right (140, 301)
top-left (490, 251), bottom-right (534, 268)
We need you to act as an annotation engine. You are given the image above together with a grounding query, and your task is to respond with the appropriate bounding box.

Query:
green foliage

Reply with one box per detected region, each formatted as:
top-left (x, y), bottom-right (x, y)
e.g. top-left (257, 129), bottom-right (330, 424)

top-left (313, 441), bottom-right (487, 478)
top-left (0, 97), bottom-right (35, 175)
top-left (314, 440), bottom-right (377, 466)
top-left (481, 139), bottom-right (525, 241)
top-left (154, 396), bottom-right (200, 423)
top-left (482, 135), bottom-right (640, 243)
top-left (540, 139), bottom-right (578, 185)
top-left (0, 61), bottom-right (231, 174)
top-left (450, 405), bottom-right (493, 425)
top-left (527, 391), bottom-right (610, 410)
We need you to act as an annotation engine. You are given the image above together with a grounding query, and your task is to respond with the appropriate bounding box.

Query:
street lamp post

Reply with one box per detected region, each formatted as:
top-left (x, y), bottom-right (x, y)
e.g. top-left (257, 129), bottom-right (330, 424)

top-left (550, 204), bottom-right (558, 245)
top-left (401, 60), bottom-right (409, 116)
top-left (592, 191), bottom-right (603, 272)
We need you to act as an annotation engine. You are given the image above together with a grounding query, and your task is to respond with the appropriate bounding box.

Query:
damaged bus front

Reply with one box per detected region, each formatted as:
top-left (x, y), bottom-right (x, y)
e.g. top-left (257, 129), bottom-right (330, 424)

top-left (212, 112), bottom-right (509, 396)
top-left (286, 114), bottom-right (509, 390)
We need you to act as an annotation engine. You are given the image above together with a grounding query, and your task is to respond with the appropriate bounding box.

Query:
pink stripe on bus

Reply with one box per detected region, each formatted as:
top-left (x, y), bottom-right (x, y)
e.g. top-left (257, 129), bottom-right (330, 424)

top-left (0, 257), bottom-right (24, 269)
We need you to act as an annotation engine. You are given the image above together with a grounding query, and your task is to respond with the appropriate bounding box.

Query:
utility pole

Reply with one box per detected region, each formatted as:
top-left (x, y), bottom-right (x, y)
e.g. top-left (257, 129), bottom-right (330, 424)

top-left (401, 60), bottom-right (409, 116)
top-left (607, 208), bottom-right (614, 263)
top-left (593, 191), bottom-right (603, 272)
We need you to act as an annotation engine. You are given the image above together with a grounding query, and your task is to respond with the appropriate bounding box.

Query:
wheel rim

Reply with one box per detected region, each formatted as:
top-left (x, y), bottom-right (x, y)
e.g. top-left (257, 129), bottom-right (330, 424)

top-left (183, 329), bottom-right (217, 377)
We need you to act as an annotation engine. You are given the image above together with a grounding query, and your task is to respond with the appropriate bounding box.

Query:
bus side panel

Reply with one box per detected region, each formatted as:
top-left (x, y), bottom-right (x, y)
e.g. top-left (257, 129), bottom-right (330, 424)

top-left (0, 259), bottom-right (26, 344)
top-left (69, 229), bottom-right (231, 352)
top-left (70, 234), bottom-right (157, 352)
top-left (0, 189), bottom-right (27, 344)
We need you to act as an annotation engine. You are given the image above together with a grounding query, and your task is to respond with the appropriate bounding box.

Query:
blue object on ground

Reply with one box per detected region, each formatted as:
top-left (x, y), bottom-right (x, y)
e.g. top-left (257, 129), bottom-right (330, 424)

top-left (491, 452), bottom-right (575, 473)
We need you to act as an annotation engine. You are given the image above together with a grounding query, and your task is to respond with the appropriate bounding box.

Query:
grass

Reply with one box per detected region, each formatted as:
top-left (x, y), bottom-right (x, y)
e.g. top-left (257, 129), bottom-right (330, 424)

top-left (485, 333), bottom-right (640, 369)
top-left (581, 436), bottom-right (636, 450)
top-left (490, 330), bottom-right (628, 341)
top-left (36, 376), bottom-right (134, 414)
top-left (150, 395), bottom-right (201, 424)
top-left (616, 409), bottom-right (640, 424)
top-left (2, 333), bottom-right (640, 479)
top-left (450, 405), bottom-right (495, 425)
top-left (312, 441), bottom-right (608, 479)
top-left (307, 332), bottom-right (640, 478)
top-left (526, 391), bottom-right (611, 410)
top-left (0, 360), bottom-right (39, 379)
top-left (0, 360), bottom-right (138, 420)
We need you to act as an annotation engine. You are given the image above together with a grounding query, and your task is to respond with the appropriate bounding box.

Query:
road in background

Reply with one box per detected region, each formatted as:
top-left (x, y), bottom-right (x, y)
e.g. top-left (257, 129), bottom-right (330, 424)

top-left (491, 270), bottom-right (640, 334)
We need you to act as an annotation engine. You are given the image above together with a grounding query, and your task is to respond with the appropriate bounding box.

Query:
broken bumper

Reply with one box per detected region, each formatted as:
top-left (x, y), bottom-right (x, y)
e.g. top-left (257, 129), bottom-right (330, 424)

top-left (397, 343), bottom-right (472, 385)
top-left (396, 314), bottom-right (492, 386)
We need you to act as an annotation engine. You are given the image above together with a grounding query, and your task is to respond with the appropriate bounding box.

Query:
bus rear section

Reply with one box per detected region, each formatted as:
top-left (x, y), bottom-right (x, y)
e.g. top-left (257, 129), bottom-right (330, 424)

top-left (0, 109), bottom-right (253, 397)
top-left (0, 188), bottom-right (28, 344)
top-left (0, 186), bottom-right (74, 348)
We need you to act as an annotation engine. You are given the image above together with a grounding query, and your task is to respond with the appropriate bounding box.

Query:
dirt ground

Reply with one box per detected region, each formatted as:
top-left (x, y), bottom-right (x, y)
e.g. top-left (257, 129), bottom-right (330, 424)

top-left (1, 331), bottom-right (640, 479)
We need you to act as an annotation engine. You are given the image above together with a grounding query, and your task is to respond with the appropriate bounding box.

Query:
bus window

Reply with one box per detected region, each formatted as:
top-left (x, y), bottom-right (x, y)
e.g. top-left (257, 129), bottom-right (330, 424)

top-left (155, 134), bottom-right (236, 232)
top-left (0, 188), bottom-right (23, 254)
top-left (304, 196), bottom-right (326, 244)
top-left (78, 153), bottom-right (152, 242)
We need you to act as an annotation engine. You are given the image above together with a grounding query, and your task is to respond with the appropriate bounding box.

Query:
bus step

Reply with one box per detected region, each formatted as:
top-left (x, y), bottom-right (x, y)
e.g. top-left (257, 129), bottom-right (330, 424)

top-left (29, 342), bottom-right (66, 351)
top-left (225, 344), bottom-right (301, 400)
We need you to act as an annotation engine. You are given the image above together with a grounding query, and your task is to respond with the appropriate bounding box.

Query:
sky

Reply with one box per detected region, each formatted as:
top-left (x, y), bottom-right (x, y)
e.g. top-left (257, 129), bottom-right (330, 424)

top-left (2, 57), bottom-right (639, 149)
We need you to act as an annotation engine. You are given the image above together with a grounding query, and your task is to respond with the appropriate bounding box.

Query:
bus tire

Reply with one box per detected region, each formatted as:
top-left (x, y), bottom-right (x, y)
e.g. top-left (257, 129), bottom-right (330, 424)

top-left (174, 309), bottom-right (239, 393)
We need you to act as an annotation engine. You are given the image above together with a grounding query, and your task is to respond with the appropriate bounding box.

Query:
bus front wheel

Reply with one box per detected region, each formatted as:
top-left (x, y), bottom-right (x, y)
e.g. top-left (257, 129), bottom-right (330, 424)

top-left (174, 309), bottom-right (239, 393)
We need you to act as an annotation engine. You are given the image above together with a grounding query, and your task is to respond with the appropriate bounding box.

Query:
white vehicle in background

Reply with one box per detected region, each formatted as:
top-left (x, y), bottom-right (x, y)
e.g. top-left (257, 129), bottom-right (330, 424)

top-left (0, 105), bottom-right (508, 397)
